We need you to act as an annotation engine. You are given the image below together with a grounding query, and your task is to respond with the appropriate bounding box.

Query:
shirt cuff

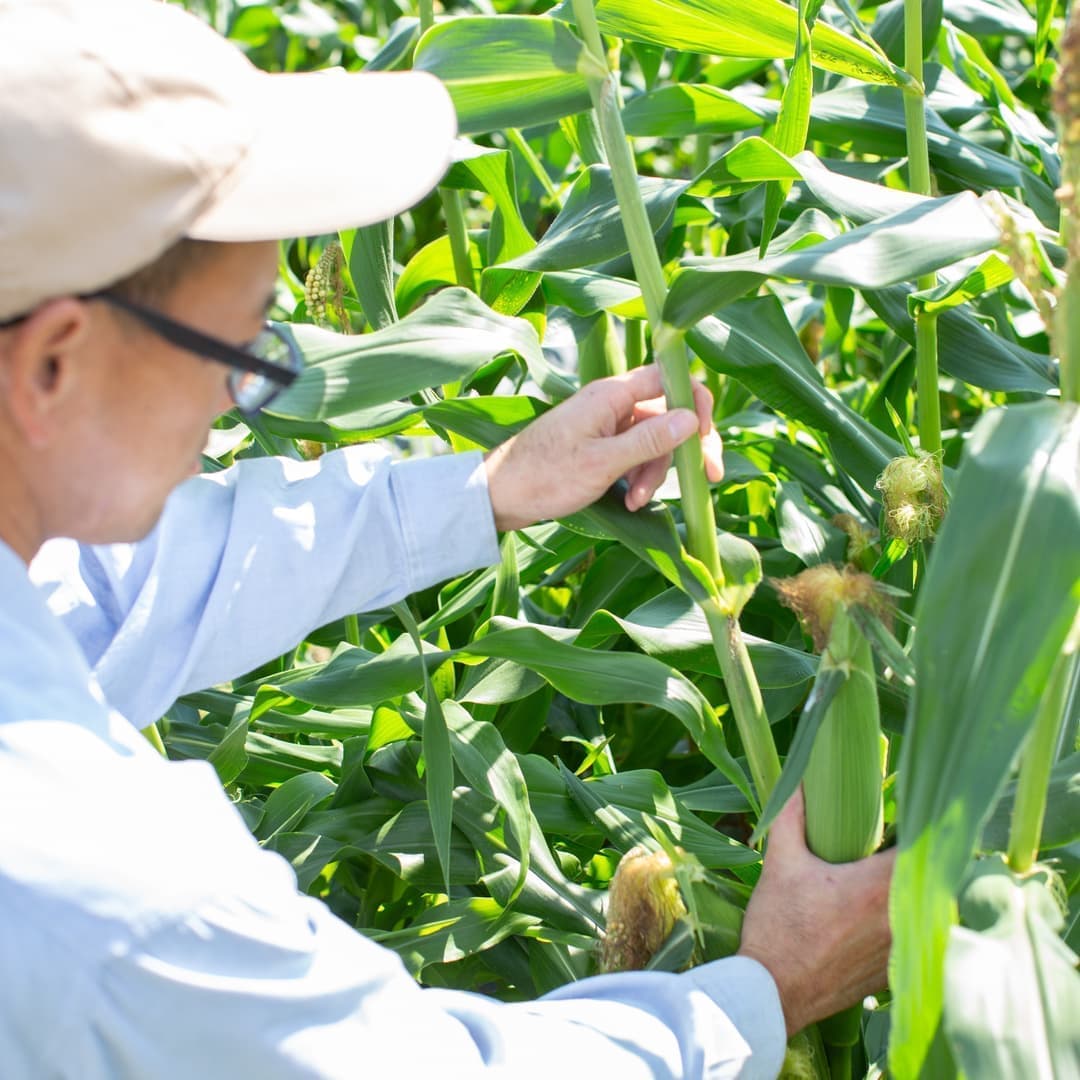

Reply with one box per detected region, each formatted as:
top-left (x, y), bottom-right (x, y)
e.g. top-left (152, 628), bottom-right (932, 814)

top-left (389, 450), bottom-right (500, 593)
top-left (685, 955), bottom-right (787, 1079)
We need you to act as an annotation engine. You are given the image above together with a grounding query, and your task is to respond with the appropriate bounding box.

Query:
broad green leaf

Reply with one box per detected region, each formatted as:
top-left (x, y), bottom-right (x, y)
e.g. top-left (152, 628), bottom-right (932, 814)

top-left (760, 6), bottom-right (813, 253)
top-left (395, 235), bottom-right (480, 315)
top-left (665, 192), bottom-right (1002, 330)
top-left (907, 253), bottom-right (1015, 315)
top-left (549, 0), bottom-right (907, 85)
top-left (942, 0), bottom-right (1035, 38)
top-left (359, 15), bottom-right (418, 72)
top-left (414, 16), bottom-right (590, 134)
top-left (370, 896), bottom-right (542, 975)
top-left (491, 533), bottom-right (521, 620)
top-left (563, 486), bottom-right (717, 604)
top-left (444, 143), bottom-right (543, 314)
top-left (557, 763), bottom-right (756, 867)
top-left (802, 84), bottom-right (1058, 225)
top-left (944, 858), bottom-right (1080, 1077)
top-left (443, 700), bottom-right (533, 896)
top-left (395, 603), bottom-right (455, 894)
top-left (342, 219), bottom-right (398, 330)
top-left (686, 297), bottom-right (902, 492)
top-left (864, 285), bottom-right (1060, 395)
top-left (543, 269), bottom-right (645, 319)
top-left (445, 143), bottom-right (536, 265)
top-left (576, 587), bottom-right (818, 689)
top-left (688, 136), bottom-right (804, 197)
top-left (889, 403), bottom-right (1080, 1080)
top-left (776, 480), bottom-right (848, 566)
top-left (500, 166), bottom-right (688, 273)
top-left (278, 616), bottom-right (752, 802)
top-left (270, 289), bottom-right (573, 422)
top-left (206, 708), bottom-right (249, 786)
top-left (622, 84), bottom-right (765, 139)
top-left (255, 772), bottom-right (337, 843)
top-left (1035, 0), bottom-right (1055, 67)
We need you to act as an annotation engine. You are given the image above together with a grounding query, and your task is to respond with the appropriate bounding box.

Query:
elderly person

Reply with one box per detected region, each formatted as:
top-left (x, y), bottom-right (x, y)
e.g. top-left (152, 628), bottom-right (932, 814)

top-left (0, 1), bottom-right (894, 1077)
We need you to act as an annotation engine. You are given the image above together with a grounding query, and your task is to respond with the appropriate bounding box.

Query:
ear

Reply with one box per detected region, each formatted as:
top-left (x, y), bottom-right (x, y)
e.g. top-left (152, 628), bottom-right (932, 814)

top-left (0, 298), bottom-right (92, 446)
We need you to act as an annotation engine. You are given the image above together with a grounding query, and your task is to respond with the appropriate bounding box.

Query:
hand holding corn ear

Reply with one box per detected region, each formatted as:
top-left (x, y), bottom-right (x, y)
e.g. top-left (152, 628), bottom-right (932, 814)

top-left (483, 365), bottom-right (724, 532)
top-left (737, 788), bottom-right (896, 1038)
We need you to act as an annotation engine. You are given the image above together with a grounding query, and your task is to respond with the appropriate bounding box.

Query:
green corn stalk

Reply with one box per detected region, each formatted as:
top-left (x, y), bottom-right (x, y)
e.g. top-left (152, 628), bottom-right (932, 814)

top-left (902, 0), bottom-right (942, 453)
top-left (417, 0), bottom-right (474, 292)
top-left (1006, 620), bottom-right (1080, 874)
top-left (570, 0), bottom-right (781, 807)
top-left (1055, 5), bottom-right (1080, 405)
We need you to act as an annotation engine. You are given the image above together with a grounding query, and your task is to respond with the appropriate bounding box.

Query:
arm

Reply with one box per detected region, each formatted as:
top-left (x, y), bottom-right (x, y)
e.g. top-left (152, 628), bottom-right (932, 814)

top-left (33, 446), bottom-right (500, 727)
top-left (33, 366), bottom-right (724, 728)
top-left (738, 789), bottom-right (896, 1037)
top-left (4, 713), bottom-right (784, 1080)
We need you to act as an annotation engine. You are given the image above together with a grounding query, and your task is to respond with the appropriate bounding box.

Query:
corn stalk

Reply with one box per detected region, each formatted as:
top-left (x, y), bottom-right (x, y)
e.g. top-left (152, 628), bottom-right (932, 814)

top-left (417, 0), bottom-right (474, 291)
top-left (903, 0), bottom-right (942, 453)
top-left (570, 0), bottom-right (780, 807)
top-left (1056, 5), bottom-right (1080, 405)
top-left (1007, 619), bottom-right (1080, 873)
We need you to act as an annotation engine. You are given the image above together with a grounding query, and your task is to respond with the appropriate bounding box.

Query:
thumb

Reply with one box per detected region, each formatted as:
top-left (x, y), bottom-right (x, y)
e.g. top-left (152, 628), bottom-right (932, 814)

top-left (608, 409), bottom-right (698, 472)
top-left (764, 786), bottom-right (808, 862)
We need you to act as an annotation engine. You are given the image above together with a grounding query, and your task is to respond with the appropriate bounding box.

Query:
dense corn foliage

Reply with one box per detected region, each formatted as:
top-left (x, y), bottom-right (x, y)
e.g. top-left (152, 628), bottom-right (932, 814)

top-left (169, 1), bottom-right (1079, 1076)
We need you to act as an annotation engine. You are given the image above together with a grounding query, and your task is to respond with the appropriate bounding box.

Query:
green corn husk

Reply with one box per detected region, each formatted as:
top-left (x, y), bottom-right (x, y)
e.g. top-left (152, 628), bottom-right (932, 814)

top-left (776, 566), bottom-right (888, 1072)
top-left (804, 603), bottom-right (885, 864)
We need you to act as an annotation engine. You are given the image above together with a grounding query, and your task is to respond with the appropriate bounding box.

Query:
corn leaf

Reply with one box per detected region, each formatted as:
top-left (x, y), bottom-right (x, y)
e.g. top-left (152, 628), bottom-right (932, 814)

top-left (889, 402), bottom-right (1080, 1080)
top-left (686, 297), bottom-right (903, 492)
top-left (665, 192), bottom-right (1002, 330)
top-left (864, 285), bottom-right (1060, 394)
top-left (500, 166), bottom-right (688, 273)
top-left (548, 0), bottom-right (907, 85)
top-left (760, 4), bottom-right (813, 253)
top-left (414, 16), bottom-right (590, 134)
top-left (751, 664), bottom-right (848, 845)
top-left (269, 289), bottom-right (574, 420)
top-left (944, 859), bottom-right (1080, 1077)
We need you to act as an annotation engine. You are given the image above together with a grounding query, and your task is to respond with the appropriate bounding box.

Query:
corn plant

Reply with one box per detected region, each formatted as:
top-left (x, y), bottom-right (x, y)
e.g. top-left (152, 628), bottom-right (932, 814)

top-left (167, 1), bottom-right (1079, 1076)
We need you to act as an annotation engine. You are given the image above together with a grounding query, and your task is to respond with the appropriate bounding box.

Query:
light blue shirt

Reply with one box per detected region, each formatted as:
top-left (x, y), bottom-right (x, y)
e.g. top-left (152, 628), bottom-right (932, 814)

top-left (3, 445), bottom-right (786, 1079)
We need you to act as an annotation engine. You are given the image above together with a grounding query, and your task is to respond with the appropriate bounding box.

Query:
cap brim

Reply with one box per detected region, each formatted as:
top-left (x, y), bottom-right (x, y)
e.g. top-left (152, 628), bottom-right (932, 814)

top-left (188, 69), bottom-right (456, 241)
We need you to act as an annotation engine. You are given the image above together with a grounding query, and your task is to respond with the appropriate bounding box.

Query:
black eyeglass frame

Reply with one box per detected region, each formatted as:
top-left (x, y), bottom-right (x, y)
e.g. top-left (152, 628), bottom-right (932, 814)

top-left (82, 290), bottom-right (302, 414)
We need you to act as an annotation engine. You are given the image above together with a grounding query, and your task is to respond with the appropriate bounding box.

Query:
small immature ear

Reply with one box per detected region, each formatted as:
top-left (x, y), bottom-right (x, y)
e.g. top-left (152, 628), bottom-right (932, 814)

top-left (0, 298), bottom-right (91, 445)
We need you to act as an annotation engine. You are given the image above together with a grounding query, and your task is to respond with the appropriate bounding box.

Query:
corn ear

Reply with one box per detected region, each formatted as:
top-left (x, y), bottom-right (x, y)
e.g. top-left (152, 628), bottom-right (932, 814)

top-left (600, 844), bottom-right (745, 972)
top-left (600, 846), bottom-right (686, 973)
top-left (803, 603), bottom-right (885, 864)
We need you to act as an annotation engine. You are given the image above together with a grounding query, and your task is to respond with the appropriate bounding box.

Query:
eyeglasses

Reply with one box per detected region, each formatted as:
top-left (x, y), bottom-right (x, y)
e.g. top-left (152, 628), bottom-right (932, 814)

top-left (84, 291), bottom-right (303, 417)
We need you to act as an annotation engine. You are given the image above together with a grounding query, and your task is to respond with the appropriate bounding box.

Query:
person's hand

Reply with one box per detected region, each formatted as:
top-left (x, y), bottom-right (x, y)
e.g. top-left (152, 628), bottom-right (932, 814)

top-left (737, 788), bottom-right (896, 1037)
top-left (483, 365), bottom-right (724, 532)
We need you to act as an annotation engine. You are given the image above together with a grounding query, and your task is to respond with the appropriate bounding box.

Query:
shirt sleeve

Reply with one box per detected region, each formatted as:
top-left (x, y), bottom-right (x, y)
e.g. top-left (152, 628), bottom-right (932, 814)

top-left (30, 446), bottom-right (501, 727)
top-left (0, 708), bottom-right (786, 1080)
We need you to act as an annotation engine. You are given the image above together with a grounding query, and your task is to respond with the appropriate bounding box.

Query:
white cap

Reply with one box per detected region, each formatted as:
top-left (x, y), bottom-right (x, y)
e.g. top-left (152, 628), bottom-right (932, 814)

top-left (0, 0), bottom-right (457, 321)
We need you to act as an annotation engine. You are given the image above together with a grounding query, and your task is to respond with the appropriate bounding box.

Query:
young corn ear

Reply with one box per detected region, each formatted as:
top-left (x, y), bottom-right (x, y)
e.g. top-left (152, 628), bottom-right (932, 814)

top-left (776, 567), bottom-right (887, 863)
top-left (303, 241), bottom-right (349, 330)
top-left (600, 846), bottom-right (686, 973)
top-left (600, 845), bottom-right (744, 972)
top-left (804, 603), bottom-right (885, 863)
top-left (876, 451), bottom-right (947, 545)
